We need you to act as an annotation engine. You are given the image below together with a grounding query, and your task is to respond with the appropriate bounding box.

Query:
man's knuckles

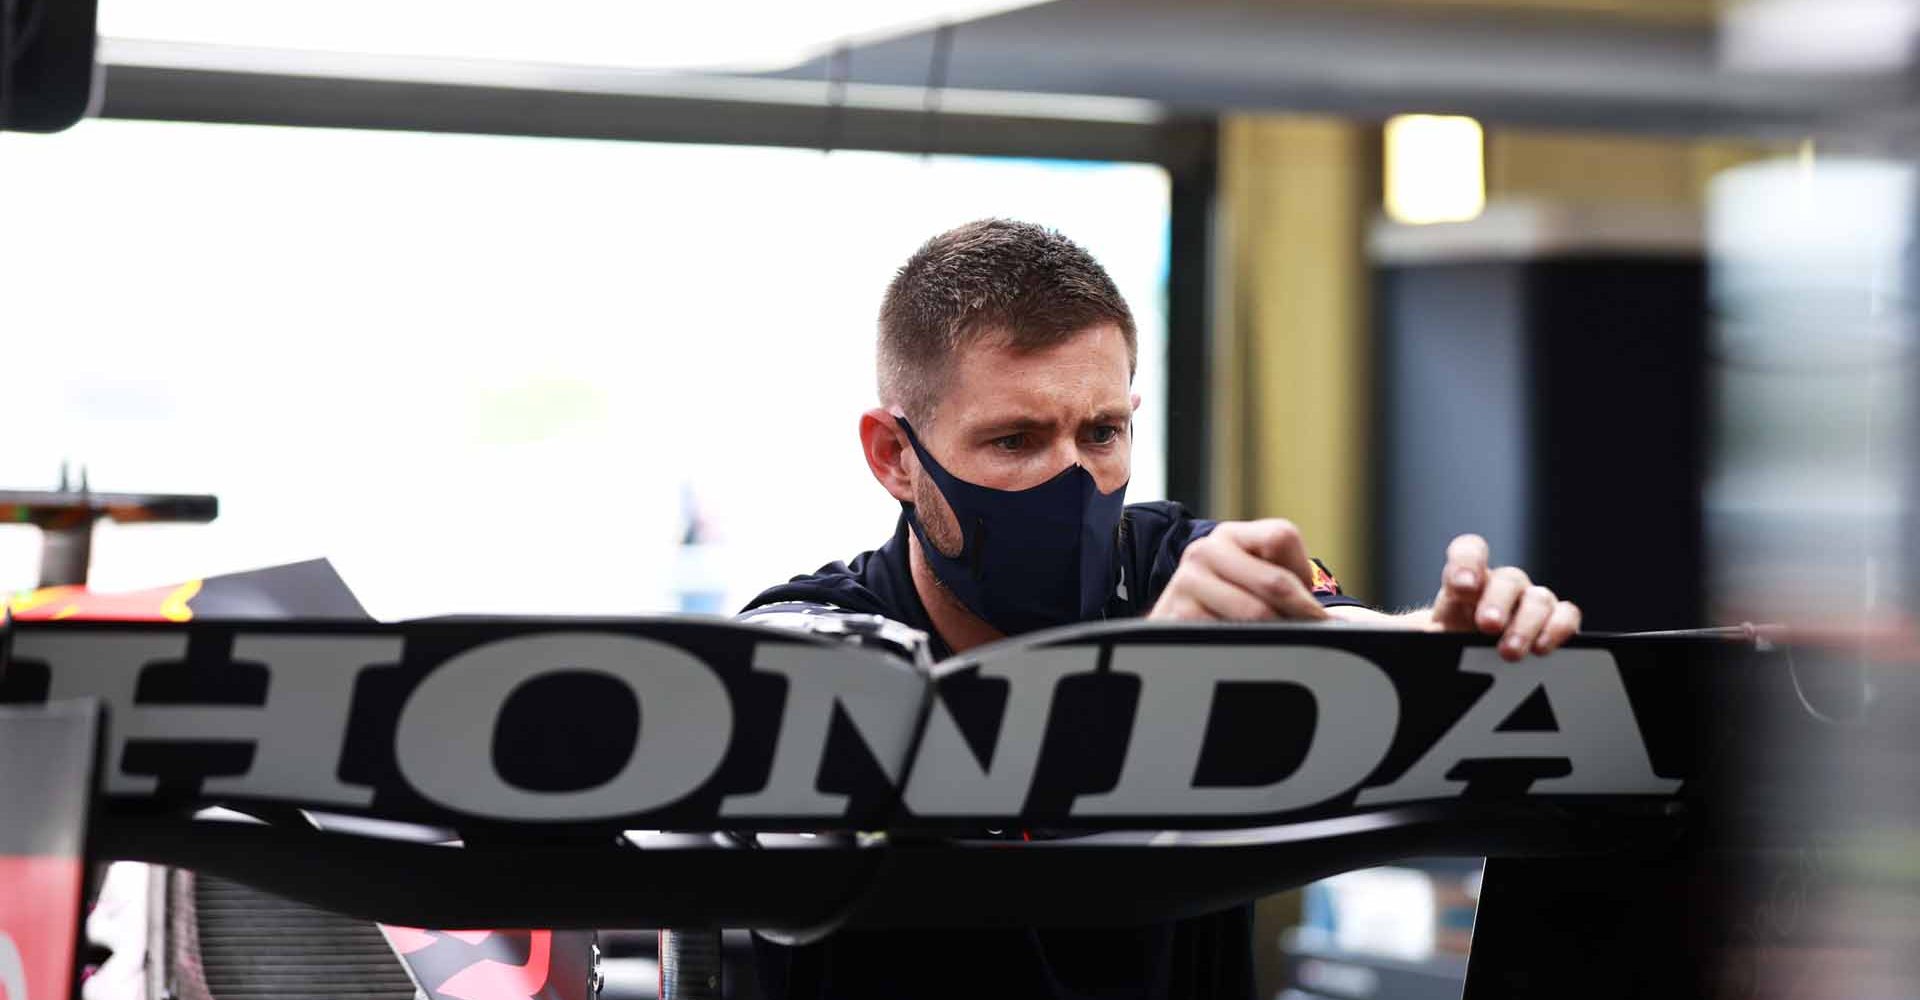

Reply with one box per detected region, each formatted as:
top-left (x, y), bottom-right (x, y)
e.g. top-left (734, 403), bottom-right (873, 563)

top-left (1247, 518), bottom-right (1305, 559)
top-left (1183, 532), bottom-right (1226, 565)
top-left (1250, 517), bottom-right (1301, 541)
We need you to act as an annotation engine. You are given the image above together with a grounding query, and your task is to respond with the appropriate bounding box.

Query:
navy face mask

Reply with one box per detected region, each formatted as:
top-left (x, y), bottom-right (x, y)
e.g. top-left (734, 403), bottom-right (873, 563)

top-left (896, 416), bottom-right (1128, 636)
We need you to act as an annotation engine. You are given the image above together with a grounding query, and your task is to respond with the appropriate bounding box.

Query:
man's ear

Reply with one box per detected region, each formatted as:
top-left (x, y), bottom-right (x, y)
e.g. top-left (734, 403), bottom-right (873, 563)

top-left (860, 408), bottom-right (916, 504)
top-left (1131, 391), bottom-right (1142, 413)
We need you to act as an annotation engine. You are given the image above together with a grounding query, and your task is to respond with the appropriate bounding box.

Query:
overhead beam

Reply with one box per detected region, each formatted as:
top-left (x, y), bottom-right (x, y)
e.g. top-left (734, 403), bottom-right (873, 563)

top-left (94, 41), bottom-right (1213, 170)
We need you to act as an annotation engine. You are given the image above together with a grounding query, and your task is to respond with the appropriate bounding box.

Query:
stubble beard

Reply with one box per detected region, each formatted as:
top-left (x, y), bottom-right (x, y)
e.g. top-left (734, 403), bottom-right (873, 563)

top-left (911, 474), bottom-right (967, 560)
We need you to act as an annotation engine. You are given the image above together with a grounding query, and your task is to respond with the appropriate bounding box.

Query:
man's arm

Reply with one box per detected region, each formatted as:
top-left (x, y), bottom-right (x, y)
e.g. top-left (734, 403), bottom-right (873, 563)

top-left (1149, 521), bottom-right (1580, 660)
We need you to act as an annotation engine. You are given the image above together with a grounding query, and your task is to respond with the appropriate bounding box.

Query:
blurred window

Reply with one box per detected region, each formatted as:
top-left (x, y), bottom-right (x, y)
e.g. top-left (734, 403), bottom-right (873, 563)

top-left (0, 120), bottom-right (1170, 617)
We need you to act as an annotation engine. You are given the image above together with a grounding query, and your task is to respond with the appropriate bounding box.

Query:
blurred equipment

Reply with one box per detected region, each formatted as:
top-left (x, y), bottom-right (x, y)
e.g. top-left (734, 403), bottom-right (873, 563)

top-left (0, 468), bottom-right (217, 588)
top-left (1281, 861), bottom-right (1476, 1000)
top-left (1281, 937), bottom-right (1466, 1000)
top-left (0, 0), bottom-right (98, 131)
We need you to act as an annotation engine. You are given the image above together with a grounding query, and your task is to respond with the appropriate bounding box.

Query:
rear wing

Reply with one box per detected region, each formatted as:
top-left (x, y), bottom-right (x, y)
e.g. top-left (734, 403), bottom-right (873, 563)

top-left (0, 616), bottom-right (1826, 938)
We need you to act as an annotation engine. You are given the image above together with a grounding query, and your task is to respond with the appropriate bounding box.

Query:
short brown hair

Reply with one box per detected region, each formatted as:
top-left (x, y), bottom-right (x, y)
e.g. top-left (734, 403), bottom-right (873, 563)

top-left (878, 219), bottom-right (1137, 422)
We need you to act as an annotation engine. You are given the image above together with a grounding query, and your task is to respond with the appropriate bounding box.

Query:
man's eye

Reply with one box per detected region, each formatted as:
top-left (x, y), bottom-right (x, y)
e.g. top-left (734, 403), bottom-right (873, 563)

top-left (991, 434), bottom-right (1028, 452)
top-left (1088, 425), bottom-right (1121, 445)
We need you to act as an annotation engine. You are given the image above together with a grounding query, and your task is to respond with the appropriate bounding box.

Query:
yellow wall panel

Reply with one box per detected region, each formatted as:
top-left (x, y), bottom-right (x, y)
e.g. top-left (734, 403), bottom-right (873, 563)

top-left (1215, 115), bottom-right (1374, 595)
top-left (1488, 130), bottom-right (1789, 205)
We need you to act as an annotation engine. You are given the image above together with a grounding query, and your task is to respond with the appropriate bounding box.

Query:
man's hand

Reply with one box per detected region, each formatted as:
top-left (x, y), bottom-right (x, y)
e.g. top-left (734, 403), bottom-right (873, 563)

top-left (1427, 534), bottom-right (1581, 661)
top-left (1148, 520), bottom-right (1329, 622)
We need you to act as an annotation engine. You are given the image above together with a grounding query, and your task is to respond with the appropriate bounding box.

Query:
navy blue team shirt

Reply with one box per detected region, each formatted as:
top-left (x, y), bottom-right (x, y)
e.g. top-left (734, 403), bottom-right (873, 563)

top-left (739, 501), bottom-right (1367, 1000)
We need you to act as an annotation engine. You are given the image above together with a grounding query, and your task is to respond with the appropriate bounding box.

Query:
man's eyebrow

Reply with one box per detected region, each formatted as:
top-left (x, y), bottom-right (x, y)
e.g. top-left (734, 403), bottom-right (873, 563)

top-left (970, 410), bottom-right (1132, 437)
top-left (973, 416), bottom-right (1057, 436)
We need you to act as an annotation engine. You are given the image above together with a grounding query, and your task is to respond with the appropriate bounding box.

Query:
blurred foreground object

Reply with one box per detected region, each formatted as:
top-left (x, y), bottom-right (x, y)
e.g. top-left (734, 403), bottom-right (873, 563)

top-left (1707, 150), bottom-right (1920, 997)
top-left (1706, 155), bottom-right (1915, 633)
top-left (0, 0), bottom-right (98, 131)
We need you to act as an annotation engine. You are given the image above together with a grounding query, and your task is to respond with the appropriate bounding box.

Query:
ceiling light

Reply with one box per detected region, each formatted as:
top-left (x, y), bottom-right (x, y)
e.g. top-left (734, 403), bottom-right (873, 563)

top-left (1384, 115), bottom-right (1486, 227)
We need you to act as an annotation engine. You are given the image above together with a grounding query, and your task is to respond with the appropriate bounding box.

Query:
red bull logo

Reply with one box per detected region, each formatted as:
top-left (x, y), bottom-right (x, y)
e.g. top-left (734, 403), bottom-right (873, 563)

top-left (1309, 559), bottom-right (1341, 596)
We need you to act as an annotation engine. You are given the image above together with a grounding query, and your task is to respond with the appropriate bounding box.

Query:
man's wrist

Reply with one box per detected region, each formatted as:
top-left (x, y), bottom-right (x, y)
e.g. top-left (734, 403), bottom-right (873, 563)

top-left (1393, 606), bottom-right (1436, 629)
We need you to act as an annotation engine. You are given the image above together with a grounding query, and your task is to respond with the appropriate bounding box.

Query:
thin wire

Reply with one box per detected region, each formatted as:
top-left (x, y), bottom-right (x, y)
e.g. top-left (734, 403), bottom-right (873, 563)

top-left (1634, 623), bottom-right (1871, 727)
top-left (1785, 643), bottom-right (1872, 728)
top-left (1626, 622), bottom-right (1780, 640)
top-left (920, 23), bottom-right (955, 161)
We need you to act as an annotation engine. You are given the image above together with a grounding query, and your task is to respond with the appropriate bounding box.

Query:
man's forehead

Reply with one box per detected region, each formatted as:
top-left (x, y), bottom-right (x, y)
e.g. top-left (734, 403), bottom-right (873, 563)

top-left (918, 322), bottom-right (1133, 426)
top-left (939, 377), bottom-right (1133, 431)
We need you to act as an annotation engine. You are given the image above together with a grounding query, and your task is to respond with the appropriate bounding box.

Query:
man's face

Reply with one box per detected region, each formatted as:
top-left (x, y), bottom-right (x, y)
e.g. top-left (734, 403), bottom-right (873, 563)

top-left (908, 323), bottom-right (1136, 556)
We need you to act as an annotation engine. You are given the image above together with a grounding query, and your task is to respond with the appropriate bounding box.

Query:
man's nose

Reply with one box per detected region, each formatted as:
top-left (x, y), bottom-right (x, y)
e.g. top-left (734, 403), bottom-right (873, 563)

top-left (1051, 439), bottom-right (1122, 493)
top-left (1041, 438), bottom-right (1089, 475)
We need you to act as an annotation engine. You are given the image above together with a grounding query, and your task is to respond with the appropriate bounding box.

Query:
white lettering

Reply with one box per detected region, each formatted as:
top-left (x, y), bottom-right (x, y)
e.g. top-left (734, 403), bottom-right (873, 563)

top-left (1355, 648), bottom-right (1680, 806)
top-left (25, 632), bottom-right (388, 804)
top-left (393, 633), bottom-right (732, 820)
top-left (1074, 645), bottom-right (1399, 816)
top-left (720, 643), bottom-right (926, 817)
top-left (903, 648), bottom-right (1100, 816)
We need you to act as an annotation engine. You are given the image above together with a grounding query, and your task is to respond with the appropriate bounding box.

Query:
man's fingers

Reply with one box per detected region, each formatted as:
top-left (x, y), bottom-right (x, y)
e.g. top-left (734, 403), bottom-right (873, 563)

top-left (1195, 538), bottom-right (1329, 620)
top-left (1150, 519), bottom-right (1332, 623)
top-left (1423, 533), bottom-right (1577, 654)
top-left (1475, 566), bottom-right (1530, 632)
top-left (1534, 600), bottom-right (1583, 654)
top-left (1500, 585), bottom-right (1556, 661)
top-left (1215, 519), bottom-right (1317, 595)
top-left (1174, 566), bottom-right (1283, 622)
top-left (1442, 534), bottom-right (1491, 593)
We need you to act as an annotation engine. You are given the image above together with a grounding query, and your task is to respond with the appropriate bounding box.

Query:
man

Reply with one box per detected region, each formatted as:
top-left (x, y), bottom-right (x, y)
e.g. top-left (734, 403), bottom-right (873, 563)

top-left (740, 219), bottom-right (1580, 999)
